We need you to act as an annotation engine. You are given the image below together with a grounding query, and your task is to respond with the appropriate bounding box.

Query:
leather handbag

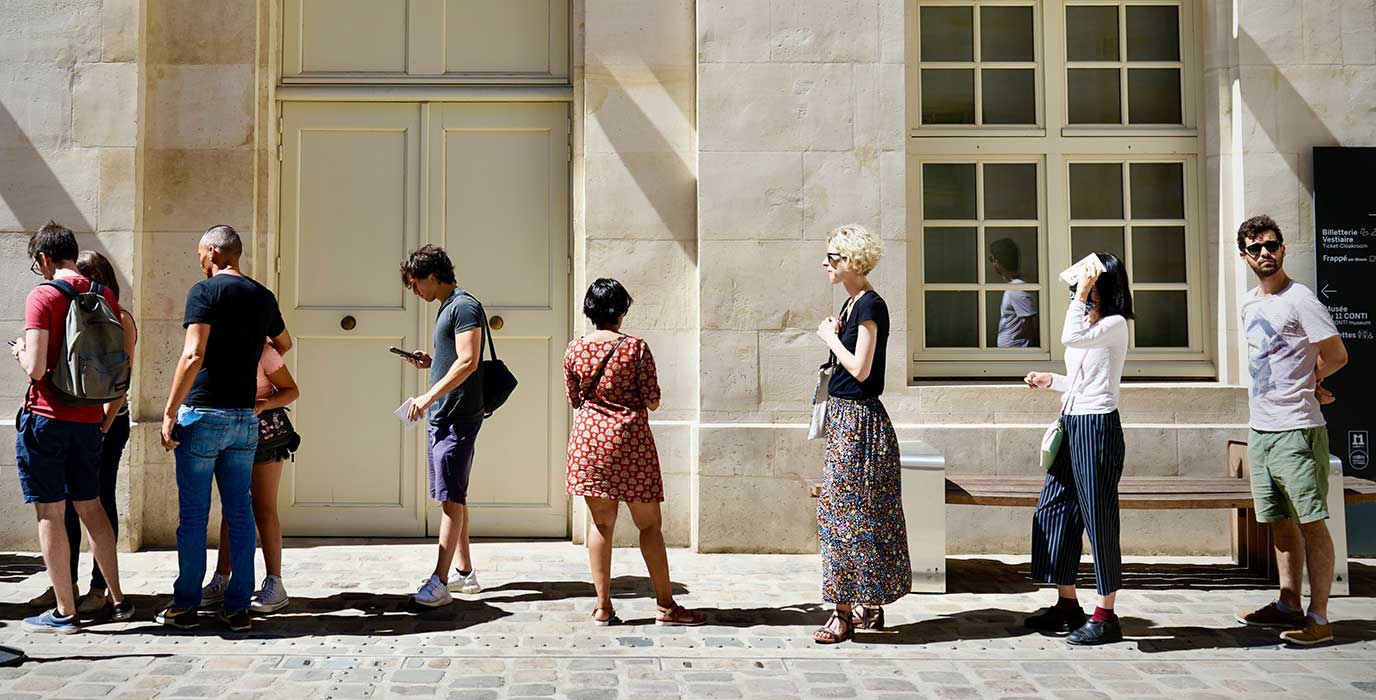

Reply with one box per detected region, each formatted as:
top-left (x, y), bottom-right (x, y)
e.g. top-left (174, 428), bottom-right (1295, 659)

top-left (257, 407), bottom-right (300, 456)
top-left (1039, 354), bottom-right (1087, 471)
top-left (465, 294), bottom-right (519, 418)
top-left (807, 297), bottom-right (853, 441)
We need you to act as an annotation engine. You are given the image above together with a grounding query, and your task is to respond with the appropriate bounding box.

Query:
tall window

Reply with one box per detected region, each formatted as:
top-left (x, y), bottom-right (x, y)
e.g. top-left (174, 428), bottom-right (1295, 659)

top-left (907, 0), bottom-right (1207, 379)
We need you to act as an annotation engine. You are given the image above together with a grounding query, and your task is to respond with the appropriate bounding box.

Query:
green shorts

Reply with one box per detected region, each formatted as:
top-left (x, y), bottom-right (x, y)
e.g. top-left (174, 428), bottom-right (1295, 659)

top-left (1248, 427), bottom-right (1330, 524)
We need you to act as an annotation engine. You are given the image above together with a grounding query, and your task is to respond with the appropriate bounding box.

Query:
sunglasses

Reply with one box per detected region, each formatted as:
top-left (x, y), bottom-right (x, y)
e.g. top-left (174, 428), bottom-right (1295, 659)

top-left (824, 252), bottom-right (847, 265)
top-left (1244, 240), bottom-right (1282, 257)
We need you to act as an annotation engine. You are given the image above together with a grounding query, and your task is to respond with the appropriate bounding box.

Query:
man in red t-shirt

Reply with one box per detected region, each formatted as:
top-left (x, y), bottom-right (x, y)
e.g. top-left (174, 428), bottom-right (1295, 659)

top-left (10, 221), bottom-right (131, 633)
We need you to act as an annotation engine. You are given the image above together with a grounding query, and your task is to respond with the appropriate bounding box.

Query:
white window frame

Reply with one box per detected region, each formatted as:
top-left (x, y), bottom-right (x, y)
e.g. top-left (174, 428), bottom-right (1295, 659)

top-left (906, 0), bottom-right (1213, 380)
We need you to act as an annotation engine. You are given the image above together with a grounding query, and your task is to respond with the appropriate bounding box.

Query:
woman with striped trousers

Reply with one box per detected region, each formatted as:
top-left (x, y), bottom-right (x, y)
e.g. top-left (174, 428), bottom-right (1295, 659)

top-left (1022, 254), bottom-right (1133, 645)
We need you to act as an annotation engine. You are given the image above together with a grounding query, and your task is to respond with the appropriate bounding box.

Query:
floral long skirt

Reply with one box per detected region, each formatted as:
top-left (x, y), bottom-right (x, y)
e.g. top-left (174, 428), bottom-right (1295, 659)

top-left (818, 396), bottom-right (912, 605)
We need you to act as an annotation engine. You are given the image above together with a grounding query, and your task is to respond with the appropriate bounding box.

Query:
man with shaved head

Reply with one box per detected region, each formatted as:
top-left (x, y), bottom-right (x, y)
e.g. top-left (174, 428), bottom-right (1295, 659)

top-left (156, 225), bottom-right (291, 632)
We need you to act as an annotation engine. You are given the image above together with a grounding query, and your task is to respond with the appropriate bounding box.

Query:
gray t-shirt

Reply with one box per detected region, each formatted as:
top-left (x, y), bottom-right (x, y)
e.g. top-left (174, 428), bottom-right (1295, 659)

top-left (1242, 281), bottom-right (1340, 432)
top-left (429, 289), bottom-right (485, 424)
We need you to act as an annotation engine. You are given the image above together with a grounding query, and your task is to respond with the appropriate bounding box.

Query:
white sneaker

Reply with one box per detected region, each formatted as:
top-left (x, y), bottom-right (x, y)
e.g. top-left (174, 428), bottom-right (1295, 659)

top-left (201, 573), bottom-right (230, 606)
top-left (249, 576), bottom-right (290, 614)
top-left (76, 588), bottom-right (108, 615)
top-left (411, 575), bottom-right (453, 608)
top-left (448, 569), bottom-right (482, 595)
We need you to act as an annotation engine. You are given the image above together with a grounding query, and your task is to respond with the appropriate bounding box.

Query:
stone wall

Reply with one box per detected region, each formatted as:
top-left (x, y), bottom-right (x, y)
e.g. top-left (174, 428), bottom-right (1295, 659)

top-left (0, 0), bottom-right (140, 550)
top-left (575, 0), bottom-right (699, 546)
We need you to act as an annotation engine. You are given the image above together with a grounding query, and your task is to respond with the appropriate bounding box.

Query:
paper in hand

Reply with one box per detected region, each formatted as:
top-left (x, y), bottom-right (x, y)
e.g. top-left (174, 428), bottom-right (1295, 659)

top-left (395, 397), bottom-right (420, 428)
top-left (1058, 253), bottom-right (1106, 286)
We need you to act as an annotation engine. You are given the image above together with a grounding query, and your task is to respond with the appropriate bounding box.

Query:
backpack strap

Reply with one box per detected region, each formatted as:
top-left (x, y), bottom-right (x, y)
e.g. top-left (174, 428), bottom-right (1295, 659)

top-left (41, 279), bottom-right (79, 299)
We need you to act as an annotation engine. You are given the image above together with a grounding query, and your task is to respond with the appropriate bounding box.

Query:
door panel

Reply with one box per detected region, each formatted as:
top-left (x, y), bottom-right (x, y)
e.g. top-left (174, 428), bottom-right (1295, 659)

top-left (279, 102), bottom-right (426, 536)
top-left (427, 103), bottom-right (570, 537)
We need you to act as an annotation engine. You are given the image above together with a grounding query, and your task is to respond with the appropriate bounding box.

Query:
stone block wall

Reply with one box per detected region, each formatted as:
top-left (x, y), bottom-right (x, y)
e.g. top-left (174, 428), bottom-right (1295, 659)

top-left (0, 0), bottom-right (141, 551)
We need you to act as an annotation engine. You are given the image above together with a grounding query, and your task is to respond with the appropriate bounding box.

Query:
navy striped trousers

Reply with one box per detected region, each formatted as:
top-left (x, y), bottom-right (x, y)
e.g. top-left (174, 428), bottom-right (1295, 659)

top-left (1031, 410), bottom-right (1125, 596)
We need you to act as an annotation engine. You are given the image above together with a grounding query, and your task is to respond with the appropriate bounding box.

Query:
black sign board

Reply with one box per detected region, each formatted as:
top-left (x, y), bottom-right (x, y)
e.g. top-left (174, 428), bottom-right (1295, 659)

top-left (1313, 147), bottom-right (1374, 479)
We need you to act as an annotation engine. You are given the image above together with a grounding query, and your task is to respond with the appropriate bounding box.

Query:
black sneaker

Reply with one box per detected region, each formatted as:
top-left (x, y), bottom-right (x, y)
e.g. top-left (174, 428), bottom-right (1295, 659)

top-left (219, 608), bottom-right (252, 632)
top-left (110, 598), bottom-right (136, 622)
top-left (155, 605), bottom-right (199, 630)
top-left (1024, 605), bottom-right (1087, 634)
top-left (1067, 617), bottom-right (1123, 645)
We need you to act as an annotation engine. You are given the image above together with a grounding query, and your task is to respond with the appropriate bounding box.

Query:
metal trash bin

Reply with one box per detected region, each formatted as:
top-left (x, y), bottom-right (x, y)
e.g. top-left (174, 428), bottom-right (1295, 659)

top-left (900, 440), bottom-right (946, 593)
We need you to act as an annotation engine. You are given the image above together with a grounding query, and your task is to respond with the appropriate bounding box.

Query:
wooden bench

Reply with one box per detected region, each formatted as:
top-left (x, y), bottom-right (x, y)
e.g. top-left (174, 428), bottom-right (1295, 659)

top-left (944, 440), bottom-right (1376, 595)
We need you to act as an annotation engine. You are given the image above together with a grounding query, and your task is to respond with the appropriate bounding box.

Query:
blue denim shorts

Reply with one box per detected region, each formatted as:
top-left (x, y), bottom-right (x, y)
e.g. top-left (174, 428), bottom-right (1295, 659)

top-left (15, 409), bottom-right (102, 504)
top-left (427, 419), bottom-right (482, 504)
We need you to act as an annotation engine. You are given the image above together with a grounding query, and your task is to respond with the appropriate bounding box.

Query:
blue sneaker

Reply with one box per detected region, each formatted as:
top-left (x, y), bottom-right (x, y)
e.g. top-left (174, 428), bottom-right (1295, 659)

top-left (23, 609), bottom-right (80, 634)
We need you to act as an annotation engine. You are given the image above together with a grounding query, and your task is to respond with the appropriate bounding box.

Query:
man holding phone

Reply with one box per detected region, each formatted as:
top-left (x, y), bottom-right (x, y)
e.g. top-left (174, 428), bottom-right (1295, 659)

top-left (397, 245), bottom-right (486, 606)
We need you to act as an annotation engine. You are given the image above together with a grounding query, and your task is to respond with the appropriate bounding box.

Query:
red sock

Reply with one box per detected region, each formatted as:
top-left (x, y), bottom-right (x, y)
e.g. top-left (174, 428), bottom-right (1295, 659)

top-left (1092, 606), bottom-right (1116, 622)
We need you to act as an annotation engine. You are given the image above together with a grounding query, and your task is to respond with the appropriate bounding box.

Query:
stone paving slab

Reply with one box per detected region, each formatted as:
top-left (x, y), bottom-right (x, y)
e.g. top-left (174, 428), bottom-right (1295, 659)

top-left (2, 542), bottom-right (1375, 699)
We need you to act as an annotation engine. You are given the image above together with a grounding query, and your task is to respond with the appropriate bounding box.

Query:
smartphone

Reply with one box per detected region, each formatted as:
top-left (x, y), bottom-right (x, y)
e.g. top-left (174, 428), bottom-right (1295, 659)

top-left (389, 346), bottom-right (422, 362)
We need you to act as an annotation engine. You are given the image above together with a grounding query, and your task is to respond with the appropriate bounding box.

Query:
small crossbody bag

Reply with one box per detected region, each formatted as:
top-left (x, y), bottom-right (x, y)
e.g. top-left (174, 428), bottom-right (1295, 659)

top-left (807, 298), bottom-right (854, 441)
top-left (1038, 354), bottom-right (1087, 471)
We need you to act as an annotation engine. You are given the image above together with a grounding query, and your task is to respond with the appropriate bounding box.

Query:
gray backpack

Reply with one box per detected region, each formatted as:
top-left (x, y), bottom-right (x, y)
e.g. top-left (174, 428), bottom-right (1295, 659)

top-left (40, 279), bottom-right (130, 406)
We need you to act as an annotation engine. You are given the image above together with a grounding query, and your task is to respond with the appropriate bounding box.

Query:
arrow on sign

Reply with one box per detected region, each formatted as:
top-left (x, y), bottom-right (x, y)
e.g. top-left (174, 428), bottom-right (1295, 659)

top-left (1320, 284), bottom-right (1336, 299)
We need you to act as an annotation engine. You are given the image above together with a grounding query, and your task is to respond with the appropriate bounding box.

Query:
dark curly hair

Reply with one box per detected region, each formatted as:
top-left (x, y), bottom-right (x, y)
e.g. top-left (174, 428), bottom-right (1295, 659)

top-left (400, 244), bottom-right (456, 286)
top-left (582, 278), bottom-right (633, 328)
top-left (28, 220), bottom-right (78, 264)
top-left (1237, 214), bottom-right (1283, 252)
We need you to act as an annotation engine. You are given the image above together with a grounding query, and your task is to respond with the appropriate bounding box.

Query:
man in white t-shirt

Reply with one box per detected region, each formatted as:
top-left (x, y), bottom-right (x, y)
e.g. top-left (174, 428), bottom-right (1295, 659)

top-left (1233, 214), bottom-right (1348, 646)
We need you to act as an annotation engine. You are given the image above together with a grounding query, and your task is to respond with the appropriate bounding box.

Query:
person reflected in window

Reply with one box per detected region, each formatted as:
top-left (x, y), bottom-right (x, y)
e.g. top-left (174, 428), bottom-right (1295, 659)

top-left (990, 238), bottom-right (1039, 348)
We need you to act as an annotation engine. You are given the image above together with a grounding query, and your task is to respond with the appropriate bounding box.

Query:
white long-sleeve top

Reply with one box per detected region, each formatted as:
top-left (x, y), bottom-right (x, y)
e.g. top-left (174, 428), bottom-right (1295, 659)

top-left (1048, 300), bottom-right (1128, 415)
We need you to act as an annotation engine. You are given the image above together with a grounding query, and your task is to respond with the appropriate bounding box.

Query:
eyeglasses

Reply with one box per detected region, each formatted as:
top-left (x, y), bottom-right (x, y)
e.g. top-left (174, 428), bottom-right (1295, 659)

top-left (1244, 240), bottom-right (1282, 257)
top-left (30, 258), bottom-right (41, 276)
top-left (824, 252), bottom-right (846, 266)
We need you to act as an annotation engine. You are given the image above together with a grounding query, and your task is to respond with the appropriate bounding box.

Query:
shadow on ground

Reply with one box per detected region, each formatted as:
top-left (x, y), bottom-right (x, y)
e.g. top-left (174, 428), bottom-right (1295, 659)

top-left (945, 558), bottom-right (1376, 595)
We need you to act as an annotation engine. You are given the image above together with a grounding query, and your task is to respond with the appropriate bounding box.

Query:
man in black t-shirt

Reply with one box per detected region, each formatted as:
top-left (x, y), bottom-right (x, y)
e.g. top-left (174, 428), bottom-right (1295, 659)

top-left (156, 225), bottom-right (291, 632)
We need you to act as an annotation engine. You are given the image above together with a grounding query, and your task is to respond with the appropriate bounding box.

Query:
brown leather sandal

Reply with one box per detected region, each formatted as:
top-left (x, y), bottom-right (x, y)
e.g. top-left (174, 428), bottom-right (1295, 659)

top-left (852, 604), bottom-right (885, 630)
top-left (812, 610), bottom-right (854, 644)
top-left (592, 605), bottom-right (617, 627)
top-left (655, 603), bottom-right (706, 626)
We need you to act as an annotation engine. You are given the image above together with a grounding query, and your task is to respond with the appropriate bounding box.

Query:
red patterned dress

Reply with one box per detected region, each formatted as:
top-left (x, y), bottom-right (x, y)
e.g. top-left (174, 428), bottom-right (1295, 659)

top-left (563, 335), bottom-right (663, 502)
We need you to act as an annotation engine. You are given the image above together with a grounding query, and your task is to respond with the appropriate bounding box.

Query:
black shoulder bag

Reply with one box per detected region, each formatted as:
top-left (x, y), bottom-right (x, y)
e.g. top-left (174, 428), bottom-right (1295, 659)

top-left (466, 294), bottom-right (519, 418)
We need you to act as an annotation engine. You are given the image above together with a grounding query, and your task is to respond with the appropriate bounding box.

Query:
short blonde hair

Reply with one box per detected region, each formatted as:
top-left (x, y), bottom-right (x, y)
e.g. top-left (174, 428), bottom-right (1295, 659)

top-left (826, 224), bottom-right (884, 275)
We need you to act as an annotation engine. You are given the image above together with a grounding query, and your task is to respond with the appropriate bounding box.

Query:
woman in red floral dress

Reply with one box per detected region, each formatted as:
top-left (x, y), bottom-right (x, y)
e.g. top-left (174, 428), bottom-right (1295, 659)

top-left (564, 279), bottom-right (705, 627)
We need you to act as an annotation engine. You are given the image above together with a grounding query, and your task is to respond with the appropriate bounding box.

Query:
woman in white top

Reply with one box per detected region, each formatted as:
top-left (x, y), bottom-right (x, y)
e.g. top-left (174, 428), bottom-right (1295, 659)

top-left (1022, 253), bottom-right (1133, 646)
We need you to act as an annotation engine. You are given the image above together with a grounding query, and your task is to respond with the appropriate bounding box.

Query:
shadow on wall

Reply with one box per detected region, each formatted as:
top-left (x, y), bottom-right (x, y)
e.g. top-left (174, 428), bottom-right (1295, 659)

top-left (0, 105), bottom-right (94, 233)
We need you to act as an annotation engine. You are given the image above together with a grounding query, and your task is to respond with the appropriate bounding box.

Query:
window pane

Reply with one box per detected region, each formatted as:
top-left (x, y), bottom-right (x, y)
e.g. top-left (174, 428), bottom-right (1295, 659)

top-left (921, 69), bottom-right (976, 124)
top-left (923, 163), bottom-right (977, 219)
top-left (983, 163), bottom-right (1038, 220)
top-left (981, 6), bottom-right (1035, 62)
top-left (1134, 290), bottom-right (1189, 347)
top-left (924, 227), bottom-right (979, 283)
top-left (926, 291), bottom-right (980, 348)
top-left (921, 6), bottom-right (974, 61)
top-left (1127, 69), bottom-right (1182, 124)
top-left (1131, 226), bottom-right (1187, 283)
top-left (987, 227), bottom-right (1040, 283)
top-left (1067, 69), bottom-right (1121, 124)
top-left (1127, 6), bottom-right (1180, 61)
top-left (1069, 163), bottom-right (1124, 219)
top-left (987, 289), bottom-right (1041, 348)
top-left (1066, 5), bottom-right (1119, 61)
top-left (1071, 226), bottom-right (1125, 264)
top-left (1129, 162), bottom-right (1185, 219)
top-left (982, 69), bottom-right (1036, 124)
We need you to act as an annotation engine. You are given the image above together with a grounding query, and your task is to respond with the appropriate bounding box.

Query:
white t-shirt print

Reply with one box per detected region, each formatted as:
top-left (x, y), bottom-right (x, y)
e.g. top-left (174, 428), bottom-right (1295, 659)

top-left (1241, 281), bottom-right (1340, 432)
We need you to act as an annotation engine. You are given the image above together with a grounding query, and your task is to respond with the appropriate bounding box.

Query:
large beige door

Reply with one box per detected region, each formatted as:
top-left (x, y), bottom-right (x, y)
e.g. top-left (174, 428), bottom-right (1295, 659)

top-left (278, 102), bottom-right (427, 535)
top-left (278, 101), bottom-right (570, 538)
top-left (425, 103), bottom-right (570, 537)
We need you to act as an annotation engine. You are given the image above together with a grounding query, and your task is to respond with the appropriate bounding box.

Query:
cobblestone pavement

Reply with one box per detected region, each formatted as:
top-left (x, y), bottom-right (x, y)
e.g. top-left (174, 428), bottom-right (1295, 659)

top-left (2, 542), bottom-right (1375, 699)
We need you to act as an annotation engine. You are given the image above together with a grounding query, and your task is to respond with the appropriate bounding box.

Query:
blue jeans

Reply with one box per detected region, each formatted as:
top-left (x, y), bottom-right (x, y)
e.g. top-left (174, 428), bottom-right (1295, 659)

top-left (173, 406), bottom-right (259, 612)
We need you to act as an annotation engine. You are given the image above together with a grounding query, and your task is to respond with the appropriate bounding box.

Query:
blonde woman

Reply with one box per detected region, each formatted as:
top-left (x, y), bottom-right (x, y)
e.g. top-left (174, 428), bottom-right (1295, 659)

top-left (812, 225), bottom-right (911, 644)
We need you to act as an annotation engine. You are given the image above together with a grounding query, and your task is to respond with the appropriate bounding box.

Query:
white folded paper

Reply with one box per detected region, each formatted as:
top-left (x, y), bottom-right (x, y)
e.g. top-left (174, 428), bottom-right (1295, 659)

top-left (395, 397), bottom-right (420, 428)
top-left (1058, 253), bottom-right (1106, 286)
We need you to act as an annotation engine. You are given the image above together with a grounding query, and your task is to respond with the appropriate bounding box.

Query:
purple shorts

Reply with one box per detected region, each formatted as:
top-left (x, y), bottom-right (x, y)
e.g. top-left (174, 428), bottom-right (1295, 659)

top-left (427, 419), bottom-right (482, 504)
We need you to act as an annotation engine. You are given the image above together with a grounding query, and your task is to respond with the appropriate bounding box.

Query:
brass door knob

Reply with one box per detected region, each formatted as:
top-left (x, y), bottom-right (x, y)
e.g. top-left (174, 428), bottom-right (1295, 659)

top-left (340, 315), bottom-right (357, 331)
top-left (490, 316), bottom-right (505, 331)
